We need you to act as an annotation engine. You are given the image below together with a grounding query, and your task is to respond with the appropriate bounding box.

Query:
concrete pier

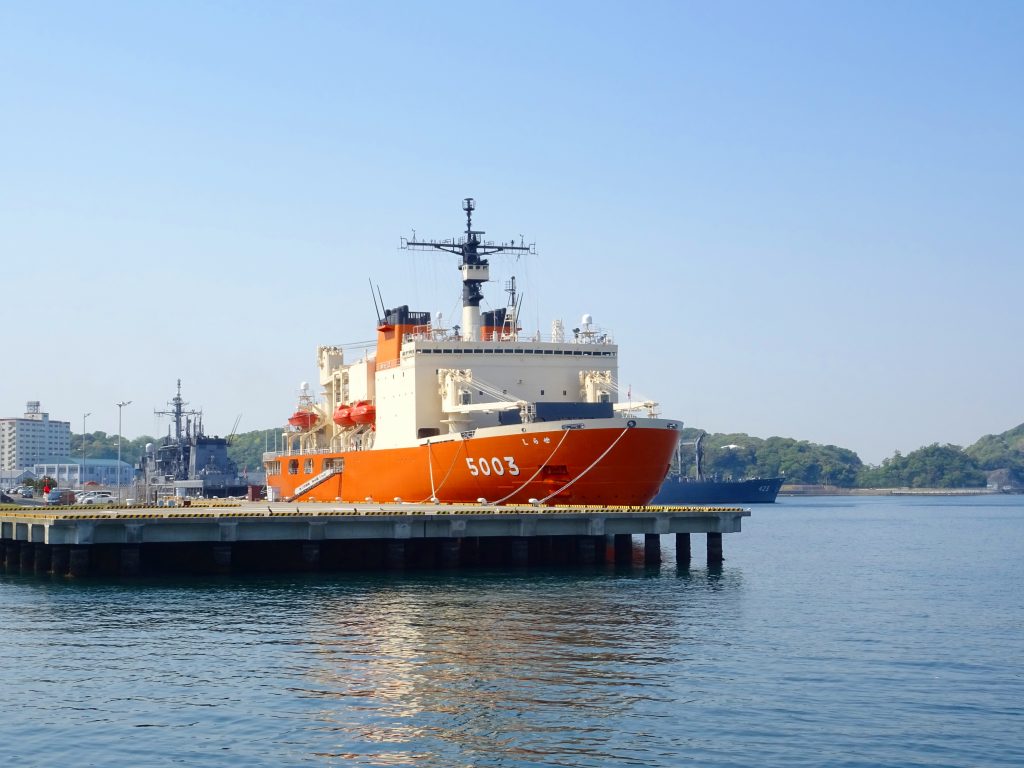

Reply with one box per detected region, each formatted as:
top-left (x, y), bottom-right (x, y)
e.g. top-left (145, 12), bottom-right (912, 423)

top-left (0, 501), bottom-right (749, 577)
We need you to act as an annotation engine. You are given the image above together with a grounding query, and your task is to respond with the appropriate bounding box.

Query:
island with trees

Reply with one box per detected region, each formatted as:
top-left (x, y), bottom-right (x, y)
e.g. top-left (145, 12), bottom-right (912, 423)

top-left (64, 422), bottom-right (1024, 493)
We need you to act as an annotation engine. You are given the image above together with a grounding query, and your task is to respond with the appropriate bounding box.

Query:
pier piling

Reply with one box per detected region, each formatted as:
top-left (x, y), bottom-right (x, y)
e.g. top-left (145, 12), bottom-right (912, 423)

top-left (644, 534), bottom-right (661, 565)
top-left (301, 542), bottom-right (321, 570)
top-left (68, 547), bottom-right (90, 578)
top-left (676, 532), bottom-right (691, 564)
top-left (575, 535), bottom-right (596, 565)
top-left (119, 546), bottom-right (141, 577)
top-left (478, 537), bottom-right (502, 567)
top-left (707, 532), bottom-right (724, 564)
top-left (33, 544), bottom-right (51, 576)
top-left (460, 537), bottom-right (480, 567)
top-left (508, 537), bottom-right (529, 567)
top-left (386, 540), bottom-right (406, 569)
top-left (613, 533), bottom-right (633, 565)
top-left (212, 544), bottom-right (233, 574)
top-left (51, 545), bottom-right (69, 576)
top-left (438, 539), bottom-right (461, 568)
top-left (19, 543), bottom-right (35, 574)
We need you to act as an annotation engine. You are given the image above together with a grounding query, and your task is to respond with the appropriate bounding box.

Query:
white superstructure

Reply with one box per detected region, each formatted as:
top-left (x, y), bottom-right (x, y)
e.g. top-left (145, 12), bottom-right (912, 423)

top-left (280, 199), bottom-right (661, 458)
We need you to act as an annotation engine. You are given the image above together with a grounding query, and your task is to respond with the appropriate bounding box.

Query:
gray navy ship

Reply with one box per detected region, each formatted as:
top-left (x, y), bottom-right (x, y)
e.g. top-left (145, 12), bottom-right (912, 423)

top-left (652, 431), bottom-right (783, 505)
top-left (138, 380), bottom-right (248, 502)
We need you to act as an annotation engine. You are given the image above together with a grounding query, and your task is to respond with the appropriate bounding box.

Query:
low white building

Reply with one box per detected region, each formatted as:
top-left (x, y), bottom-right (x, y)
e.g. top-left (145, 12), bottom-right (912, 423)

top-left (33, 458), bottom-right (135, 488)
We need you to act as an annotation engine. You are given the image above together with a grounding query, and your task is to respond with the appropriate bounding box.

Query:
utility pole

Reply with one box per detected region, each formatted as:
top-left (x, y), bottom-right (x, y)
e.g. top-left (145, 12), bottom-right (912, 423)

top-left (116, 400), bottom-right (132, 504)
top-left (81, 412), bottom-right (91, 488)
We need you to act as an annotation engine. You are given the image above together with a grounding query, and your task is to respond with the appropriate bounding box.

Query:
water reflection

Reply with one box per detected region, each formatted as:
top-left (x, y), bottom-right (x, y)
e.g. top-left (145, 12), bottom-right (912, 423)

top-left (294, 566), bottom-right (744, 765)
top-left (1, 554), bottom-right (745, 767)
top-left (4, 498), bottom-right (1023, 767)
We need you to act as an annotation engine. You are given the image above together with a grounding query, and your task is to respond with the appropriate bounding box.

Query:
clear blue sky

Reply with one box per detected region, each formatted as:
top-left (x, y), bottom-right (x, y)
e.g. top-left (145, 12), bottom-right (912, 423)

top-left (2, 1), bottom-right (1021, 464)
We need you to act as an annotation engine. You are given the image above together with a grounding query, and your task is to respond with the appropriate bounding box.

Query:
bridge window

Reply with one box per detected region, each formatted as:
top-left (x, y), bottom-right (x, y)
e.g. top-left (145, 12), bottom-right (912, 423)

top-left (288, 460), bottom-right (298, 475)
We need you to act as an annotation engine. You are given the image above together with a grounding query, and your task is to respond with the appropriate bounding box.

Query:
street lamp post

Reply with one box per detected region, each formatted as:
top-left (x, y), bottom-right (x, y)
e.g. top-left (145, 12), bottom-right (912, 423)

top-left (82, 412), bottom-right (91, 489)
top-left (116, 400), bottom-right (132, 504)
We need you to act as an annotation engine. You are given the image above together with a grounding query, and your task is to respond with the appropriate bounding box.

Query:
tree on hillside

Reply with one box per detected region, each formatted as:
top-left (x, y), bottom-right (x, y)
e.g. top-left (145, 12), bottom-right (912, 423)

top-left (71, 432), bottom-right (156, 466)
top-left (227, 429), bottom-right (280, 472)
top-left (858, 443), bottom-right (986, 488)
top-left (70, 428), bottom-right (278, 473)
top-left (673, 430), bottom-right (863, 486)
top-left (964, 423), bottom-right (1024, 485)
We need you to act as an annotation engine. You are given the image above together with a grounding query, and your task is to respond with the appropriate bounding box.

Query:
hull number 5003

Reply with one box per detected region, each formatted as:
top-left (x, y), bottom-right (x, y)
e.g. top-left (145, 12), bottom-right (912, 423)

top-left (466, 457), bottom-right (520, 477)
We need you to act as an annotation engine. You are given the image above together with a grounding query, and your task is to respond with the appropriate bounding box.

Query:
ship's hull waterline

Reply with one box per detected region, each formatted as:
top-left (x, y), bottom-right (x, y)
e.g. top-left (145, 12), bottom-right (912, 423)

top-left (268, 419), bottom-right (680, 505)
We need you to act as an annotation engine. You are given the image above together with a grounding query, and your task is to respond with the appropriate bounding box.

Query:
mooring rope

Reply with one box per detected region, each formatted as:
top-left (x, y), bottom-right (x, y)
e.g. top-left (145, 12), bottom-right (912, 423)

top-left (427, 440), bottom-right (436, 501)
top-left (537, 426), bottom-right (631, 505)
top-left (415, 439), bottom-right (467, 503)
top-left (490, 427), bottom-right (573, 505)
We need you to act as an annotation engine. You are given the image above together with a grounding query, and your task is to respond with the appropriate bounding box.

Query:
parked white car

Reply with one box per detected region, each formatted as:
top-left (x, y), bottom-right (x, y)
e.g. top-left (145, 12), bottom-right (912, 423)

top-left (78, 491), bottom-right (115, 505)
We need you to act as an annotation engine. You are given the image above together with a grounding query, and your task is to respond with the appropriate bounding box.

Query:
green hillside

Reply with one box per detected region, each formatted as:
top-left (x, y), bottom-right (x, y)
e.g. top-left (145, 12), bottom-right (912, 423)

top-left (66, 421), bottom-right (1024, 490)
top-left (965, 423), bottom-right (1024, 486)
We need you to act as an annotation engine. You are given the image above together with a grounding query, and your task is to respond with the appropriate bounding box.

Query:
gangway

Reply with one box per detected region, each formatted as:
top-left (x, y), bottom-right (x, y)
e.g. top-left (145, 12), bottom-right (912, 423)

top-left (285, 466), bottom-right (343, 502)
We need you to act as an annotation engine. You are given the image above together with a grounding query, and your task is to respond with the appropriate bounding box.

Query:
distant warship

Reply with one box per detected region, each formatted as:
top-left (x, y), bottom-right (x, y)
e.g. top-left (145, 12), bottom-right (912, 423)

top-left (138, 380), bottom-right (248, 502)
top-left (652, 432), bottom-right (783, 505)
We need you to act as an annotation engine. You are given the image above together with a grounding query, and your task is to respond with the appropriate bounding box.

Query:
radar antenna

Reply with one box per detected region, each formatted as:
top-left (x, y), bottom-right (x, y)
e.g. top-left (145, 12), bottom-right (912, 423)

top-left (400, 198), bottom-right (535, 341)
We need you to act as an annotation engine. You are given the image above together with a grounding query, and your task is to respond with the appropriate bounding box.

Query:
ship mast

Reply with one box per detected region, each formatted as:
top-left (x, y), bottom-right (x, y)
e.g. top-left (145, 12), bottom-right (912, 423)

top-left (154, 379), bottom-right (203, 442)
top-left (401, 198), bottom-right (534, 341)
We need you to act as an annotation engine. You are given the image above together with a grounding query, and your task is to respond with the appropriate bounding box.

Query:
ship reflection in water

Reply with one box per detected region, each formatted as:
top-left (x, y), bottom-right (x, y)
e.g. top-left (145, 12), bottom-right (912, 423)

top-left (296, 569), bottom-right (741, 765)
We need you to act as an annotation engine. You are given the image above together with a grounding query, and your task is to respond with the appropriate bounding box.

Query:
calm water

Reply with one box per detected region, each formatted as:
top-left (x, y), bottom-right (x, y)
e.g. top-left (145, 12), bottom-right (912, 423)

top-left (2, 495), bottom-right (1022, 767)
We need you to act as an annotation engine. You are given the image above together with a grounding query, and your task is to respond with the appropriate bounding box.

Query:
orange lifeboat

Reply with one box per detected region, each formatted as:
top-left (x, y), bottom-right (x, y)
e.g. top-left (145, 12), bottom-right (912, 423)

top-left (350, 400), bottom-right (376, 425)
top-left (333, 404), bottom-right (355, 427)
top-left (288, 410), bottom-right (319, 429)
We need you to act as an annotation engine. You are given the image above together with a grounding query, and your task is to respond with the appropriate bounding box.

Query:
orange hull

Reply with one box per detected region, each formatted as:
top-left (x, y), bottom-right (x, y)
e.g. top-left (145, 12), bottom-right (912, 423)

top-left (268, 424), bottom-right (678, 505)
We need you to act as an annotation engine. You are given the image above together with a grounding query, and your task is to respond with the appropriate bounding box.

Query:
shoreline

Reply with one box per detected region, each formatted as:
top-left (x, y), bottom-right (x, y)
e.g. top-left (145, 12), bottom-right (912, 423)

top-left (780, 485), bottom-right (1017, 497)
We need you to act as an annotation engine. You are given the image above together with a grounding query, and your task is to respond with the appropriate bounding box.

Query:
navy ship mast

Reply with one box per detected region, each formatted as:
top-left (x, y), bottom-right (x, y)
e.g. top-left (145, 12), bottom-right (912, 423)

top-left (156, 379), bottom-right (202, 446)
top-left (401, 198), bottom-right (534, 341)
top-left (139, 380), bottom-right (247, 502)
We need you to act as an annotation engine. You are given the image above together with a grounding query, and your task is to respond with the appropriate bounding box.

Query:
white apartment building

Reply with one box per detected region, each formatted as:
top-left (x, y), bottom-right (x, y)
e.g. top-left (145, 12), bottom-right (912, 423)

top-left (0, 401), bottom-right (72, 470)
